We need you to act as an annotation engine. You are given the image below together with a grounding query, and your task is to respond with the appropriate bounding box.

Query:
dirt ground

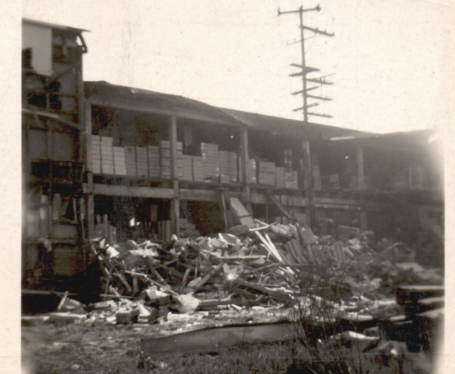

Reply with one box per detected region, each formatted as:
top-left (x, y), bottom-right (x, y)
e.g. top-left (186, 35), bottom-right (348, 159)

top-left (22, 319), bottom-right (435, 374)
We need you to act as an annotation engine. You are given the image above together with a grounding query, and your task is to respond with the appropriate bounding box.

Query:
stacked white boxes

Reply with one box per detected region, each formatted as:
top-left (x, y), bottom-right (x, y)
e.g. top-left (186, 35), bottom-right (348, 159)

top-left (91, 135), bottom-right (101, 174)
top-left (285, 171), bottom-right (299, 189)
top-left (257, 160), bottom-right (276, 186)
top-left (181, 155), bottom-right (193, 181)
top-left (136, 147), bottom-right (148, 178)
top-left (200, 143), bottom-right (219, 183)
top-left (113, 146), bottom-right (127, 176)
top-left (275, 166), bottom-right (285, 188)
top-left (100, 136), bottom-right (114, 175)
top-left (192, 156), bottom-right (204, 182)
top-left (124, 146), bottom-right (137, 176)
top-left (238, 159), bottom-right (257, 184)
top-left (219, 151), bottom-right (238, 184)
top-left (160, 141), bottom-right (170, 179)
top-left (160, 140), bottom-right (183, 179)
top-left (147, 145), bottom-right (160, 179)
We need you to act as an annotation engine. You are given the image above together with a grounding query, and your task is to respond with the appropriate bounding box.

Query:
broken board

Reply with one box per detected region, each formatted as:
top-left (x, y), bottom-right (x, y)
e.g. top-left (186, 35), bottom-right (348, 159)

top-left (228, 197), bottom-right (255, 228)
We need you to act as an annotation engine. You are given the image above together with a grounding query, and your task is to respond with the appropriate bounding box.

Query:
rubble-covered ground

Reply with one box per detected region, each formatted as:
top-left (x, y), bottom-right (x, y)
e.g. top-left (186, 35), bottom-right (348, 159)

top-left (22, 320), bottom-right (435, 374)
top-left (22, 221), bottom-right (443, 373)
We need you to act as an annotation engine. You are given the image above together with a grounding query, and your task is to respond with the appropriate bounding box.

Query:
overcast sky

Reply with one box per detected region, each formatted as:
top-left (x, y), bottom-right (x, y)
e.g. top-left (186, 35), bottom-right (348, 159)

top-left (22, 0), bottom-right (455, 133)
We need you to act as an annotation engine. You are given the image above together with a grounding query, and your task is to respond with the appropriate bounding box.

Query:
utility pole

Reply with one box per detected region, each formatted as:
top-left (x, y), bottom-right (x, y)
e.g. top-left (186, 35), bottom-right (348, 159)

top-left (278, 4), bottom-right (334, 122)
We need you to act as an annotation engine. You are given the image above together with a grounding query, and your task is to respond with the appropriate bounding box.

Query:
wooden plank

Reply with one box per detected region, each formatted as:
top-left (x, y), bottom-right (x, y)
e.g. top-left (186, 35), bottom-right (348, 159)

top-left (312, 197), bottom-right (365, 206)
top-left (229, 197), bottom-right (250, 217)
top-left (266, 193), bottom-right (294, 221)
top-left (87, 184), bottom-right (174, 199)
top-left (180, 189), bottom-right (219, 202)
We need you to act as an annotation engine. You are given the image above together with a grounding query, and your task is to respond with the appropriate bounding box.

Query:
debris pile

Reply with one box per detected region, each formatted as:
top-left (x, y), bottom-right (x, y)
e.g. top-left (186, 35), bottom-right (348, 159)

top-left (52, 220), bottom-right (439, 325)
top-left (26, 220), bottom-right (443, 347)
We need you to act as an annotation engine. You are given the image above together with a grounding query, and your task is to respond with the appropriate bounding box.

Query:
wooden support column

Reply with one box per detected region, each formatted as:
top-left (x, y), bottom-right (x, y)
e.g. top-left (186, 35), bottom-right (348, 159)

top-left (170, 113), bottom-right (180, 236)
top-left (76, 58), bottom-right (86, 163)
top-left (85, 102), bottom-right (93, 172)
top-left (356, 144), bottom-right (367, 230)
top-left (302, 140), bottom-right (312, 227)
top-left (357, 144), bottom-right (365, 191)
top-left (240, 127), bottom-right (252, 213)
top-left (86, 172), bottom-right (95, 239)
top-left (84, 102), bottom-right (95, 239)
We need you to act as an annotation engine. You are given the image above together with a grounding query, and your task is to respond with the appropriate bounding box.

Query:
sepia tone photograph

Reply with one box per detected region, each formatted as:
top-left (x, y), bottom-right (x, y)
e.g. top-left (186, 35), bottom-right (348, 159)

top-left (15, 1), bottom-right (452, 373)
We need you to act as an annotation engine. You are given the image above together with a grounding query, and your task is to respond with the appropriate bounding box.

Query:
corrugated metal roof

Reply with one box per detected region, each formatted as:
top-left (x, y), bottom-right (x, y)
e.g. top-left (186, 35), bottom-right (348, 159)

top-left (22, 18), bottom-right (88, 33)
top-left (85, 81), bottom-right (371, 140)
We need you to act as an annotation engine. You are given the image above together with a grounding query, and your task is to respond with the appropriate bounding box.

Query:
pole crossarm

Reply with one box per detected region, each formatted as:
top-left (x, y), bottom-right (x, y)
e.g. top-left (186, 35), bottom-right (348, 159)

top-left (292, 86), bottom-right (318, 95)
top-left (293, 103), bottom-right (319, 111)
top-left (300, 25), bottom-right (334, 37)
top-left (308, 112), bottom-right (333, 118)
top-left (307, 94), bottom-right (332, 101)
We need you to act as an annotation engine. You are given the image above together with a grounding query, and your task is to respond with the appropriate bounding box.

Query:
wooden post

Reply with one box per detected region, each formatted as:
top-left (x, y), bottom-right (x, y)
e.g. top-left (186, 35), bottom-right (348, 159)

top-left (240, 128), bottom-right (252, 212)
top-left (302, 140), bottom-right (312, 227)
top-left (76, 58), bottom-right (86, 163)
top-left (356, 144), bottom-right (367, 230)
top-left (86, 172), bottom-right (95, 239)
top-left (84, 102), bottom-right (95, 240)
top-left (85, 102), bottom-right (93, 172)
top-left (357, 144), bottom-right (365, 191)
top-left (170, 114), bottom-right (180, 236)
